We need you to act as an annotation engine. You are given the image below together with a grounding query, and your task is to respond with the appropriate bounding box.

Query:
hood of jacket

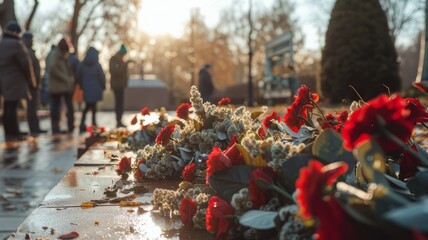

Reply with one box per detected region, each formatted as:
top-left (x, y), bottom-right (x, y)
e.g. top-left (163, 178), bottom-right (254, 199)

top-left (83, 47), bottom-right (99, 65)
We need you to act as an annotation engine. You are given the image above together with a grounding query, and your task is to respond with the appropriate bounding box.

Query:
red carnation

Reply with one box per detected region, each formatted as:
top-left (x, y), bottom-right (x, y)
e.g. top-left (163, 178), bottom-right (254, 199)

top-left (284, 85), bottom-right (319, 132)
top-left (140, 107), bottom-right (150, 116)
top-left (404, 98), bottom-right (428, 124)
top-left (130, 114), bottom-right (138, 125)
top-left (249, 168), bottom-right (273, 208)
top-left (296, 160), bottom-right (355, 240)
top-left (206, 196), bottom-right (235, 239)
top-left (342, 94), bottom-right (412, 154)
top-left (118, 156), bottom-right (132, 172)
top-left (156, 125), bottom-right (175, 145)
top-left (182, 163), bottom-right (196, 182)
top-left (224, 143), bottom-right (244, 165)
top-left (399, 144), bottom-right (421, 180)
top-left (206, 146), bottom-right (232, 185)
top-left (179, 198), bottom-right (198, 228)
top-left (176, 103), bottom-right (192, 120)
top-left (262, 111), bottom-right (281, 129)
top-left (218, 97), bottom-right (231, 106)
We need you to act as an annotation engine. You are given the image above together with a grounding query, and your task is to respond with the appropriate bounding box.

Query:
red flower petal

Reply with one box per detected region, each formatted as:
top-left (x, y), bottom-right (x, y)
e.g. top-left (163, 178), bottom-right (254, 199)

top-left (182, 163), bottom-right (196, 182)
top-left (155, 125), bottom-right (175, 145)
top-left (179, 198), bottom-right (198, 228)
top-left (176, 103), bottom-right (192, 119)
top-left (218, 97), bottom-right (231, 106)
top-left (262, 111), bottom-right (281, 129)
top-left (206, 146), bottom-right (232, 185)
top-left (206, 196), bottom-right (234, 239)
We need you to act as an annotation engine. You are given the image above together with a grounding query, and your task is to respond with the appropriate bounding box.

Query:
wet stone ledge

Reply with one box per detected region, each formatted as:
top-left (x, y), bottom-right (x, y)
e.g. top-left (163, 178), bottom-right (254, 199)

top-left (9, 140), bottom-right (214, 240)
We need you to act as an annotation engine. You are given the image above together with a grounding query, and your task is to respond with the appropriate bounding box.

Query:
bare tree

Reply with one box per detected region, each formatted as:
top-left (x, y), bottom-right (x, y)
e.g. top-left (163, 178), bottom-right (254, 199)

top-left (380, 0), bottom-right (424, 44)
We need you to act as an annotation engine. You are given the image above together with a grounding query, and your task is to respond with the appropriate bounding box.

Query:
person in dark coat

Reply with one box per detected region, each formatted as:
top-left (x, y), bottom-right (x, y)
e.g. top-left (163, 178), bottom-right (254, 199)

top-left (77, 47), bottom-right (106, 131)
top-left (22, 32), bottom-right (47, 136)
top-left (0, 21), bottom-right (37, 141)
top-left (68, 51), bottom-right (83, 110)
top-left (40, 45), bottom-right (56, 108)
top-left (48, 37), bottom-right (75, 134)
top-left (109, 44), bottom-right (129, 128)
top-left (198, 64), bottom-right (214, 102)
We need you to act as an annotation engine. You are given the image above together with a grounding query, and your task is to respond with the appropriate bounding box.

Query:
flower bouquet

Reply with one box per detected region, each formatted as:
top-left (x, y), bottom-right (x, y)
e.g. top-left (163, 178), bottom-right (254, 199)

top-left (116, 85), bottom-right (428, 240)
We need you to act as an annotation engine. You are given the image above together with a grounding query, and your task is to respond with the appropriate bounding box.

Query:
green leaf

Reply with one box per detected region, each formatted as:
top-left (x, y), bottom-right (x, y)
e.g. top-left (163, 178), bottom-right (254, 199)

top-left (178, 147), bottom-right (194, 163)
top-left (312, 129), bottom-right (355, 172)
top-left (352, 140), bottom-right (388, 185)
top-left (407, 171), bottom-right (428, 196)
top-left (384, 198), bottom-right (428, 232)
top-left (216, 131), bottom-right (228, 141)
top-left (275, 154), bottom-right (312, 194)
top-left (239, 210), bottom-right (278, 230)
top-left (208, 165), bottom-right (255, 202)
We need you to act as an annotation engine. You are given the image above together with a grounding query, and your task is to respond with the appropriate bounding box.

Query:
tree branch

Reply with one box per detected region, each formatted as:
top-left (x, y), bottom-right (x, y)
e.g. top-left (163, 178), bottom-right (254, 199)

top-left (77, 0), bottom-right (103, 37)
top-left (25, 0), bottom-right (39, 31)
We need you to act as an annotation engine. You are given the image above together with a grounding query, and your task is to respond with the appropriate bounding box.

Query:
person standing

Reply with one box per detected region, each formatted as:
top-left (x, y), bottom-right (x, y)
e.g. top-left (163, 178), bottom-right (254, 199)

top-left (77, 47), bottom-right (106, 132)
top-left (0, 21), bottom-right (37, 141)
top-left (198, 64), bottom-right (214, 102)
top-left (109, 44), bottom-right (129, 128)
top-left (48, 37), bottom-right (75, 134)
top-left (22, 32), bottom-right (47, 136)
top-left (40, 44), bottom-right (56, 109)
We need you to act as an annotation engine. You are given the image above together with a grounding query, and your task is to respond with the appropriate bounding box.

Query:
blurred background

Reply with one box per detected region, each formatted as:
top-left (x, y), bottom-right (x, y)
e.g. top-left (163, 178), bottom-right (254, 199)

top-left (0, 0), bottom-right (425, 109)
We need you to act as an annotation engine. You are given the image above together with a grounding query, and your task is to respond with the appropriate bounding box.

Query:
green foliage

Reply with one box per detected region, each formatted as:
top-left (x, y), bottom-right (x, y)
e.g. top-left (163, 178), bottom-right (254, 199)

top-left (321, 0), bottom-right (401, 103)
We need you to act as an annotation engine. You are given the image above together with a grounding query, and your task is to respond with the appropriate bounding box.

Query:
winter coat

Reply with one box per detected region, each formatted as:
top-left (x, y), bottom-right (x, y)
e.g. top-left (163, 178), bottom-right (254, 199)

top-left (109, 53), bottom-right (128, 89)
top-left (77, 47), bottom-right (106, 103)
top-left (198, 68), bottom-right (214, 100)
top-left (48, 50), bottom-right (74, 94)
top-left (68, 53), bottom-right (80, 81)
top-left (0, 35), bottom-right (36, 100)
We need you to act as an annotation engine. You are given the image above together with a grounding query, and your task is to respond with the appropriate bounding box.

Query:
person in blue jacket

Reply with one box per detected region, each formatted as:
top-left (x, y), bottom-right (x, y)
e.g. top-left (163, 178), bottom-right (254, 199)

top-left (77, 47), bottom-right (106, 132)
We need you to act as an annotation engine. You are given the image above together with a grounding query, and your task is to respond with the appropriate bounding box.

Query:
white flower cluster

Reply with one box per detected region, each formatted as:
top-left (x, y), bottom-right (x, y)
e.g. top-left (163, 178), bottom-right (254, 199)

top-left (139, 145), bottom-right (175, 179)
top-left (241, 132), bottom-right (306, 169)
top-left (231, 188), bottom-right (252, 214)
top-left (188, 129), bottom-right (219, 153)
top-left (190, 85), bottom-right (204, 114)
top-left (192, 208), bottom-right (207, 229)
top-left (278, 205), bottom-right (312, 240)
top-left (152, 188), bottom-right (179, 218)
top-left (270, 141), bottom-right (306, 169)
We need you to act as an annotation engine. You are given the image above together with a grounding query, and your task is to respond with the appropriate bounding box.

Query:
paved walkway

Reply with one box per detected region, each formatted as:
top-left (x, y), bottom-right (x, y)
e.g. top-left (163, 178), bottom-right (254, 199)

top-left (0, 111), bottom-right (133, 239)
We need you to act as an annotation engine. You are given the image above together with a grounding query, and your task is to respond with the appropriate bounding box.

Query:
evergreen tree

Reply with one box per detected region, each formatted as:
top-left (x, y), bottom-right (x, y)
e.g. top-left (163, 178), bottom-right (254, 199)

top-left (321, 0), bottom-right (400, 103)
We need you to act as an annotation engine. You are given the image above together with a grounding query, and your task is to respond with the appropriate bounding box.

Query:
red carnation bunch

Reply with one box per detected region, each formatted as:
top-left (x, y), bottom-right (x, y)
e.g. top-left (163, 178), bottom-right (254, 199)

top-left (342, 94), bottom-right (412, 154)
top-left (179, 198), bottom-right (198, 228)
top-left (176, 103), bottom-right (192, 120)
top-left (118, 156), bottom-right (132, 173)
top-left (284, 85), bottom-right (319, 132)
top-left (182, 163), bottom-right (196, 182)
top-left (218, 97), bottom-right (231, 106)
top-left (206, 196), bottom-right (235, 239)
top-left (262, 111), bottom-right (281, 129)
top-left (140, 107), bottom-right (150, 116)
top-left (155, 125), bottom-right (175, 145)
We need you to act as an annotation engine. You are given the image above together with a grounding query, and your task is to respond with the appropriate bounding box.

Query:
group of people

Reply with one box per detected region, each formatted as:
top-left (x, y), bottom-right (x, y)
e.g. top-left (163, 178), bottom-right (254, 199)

top-left (0, 21), bottom-right (130, 142)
